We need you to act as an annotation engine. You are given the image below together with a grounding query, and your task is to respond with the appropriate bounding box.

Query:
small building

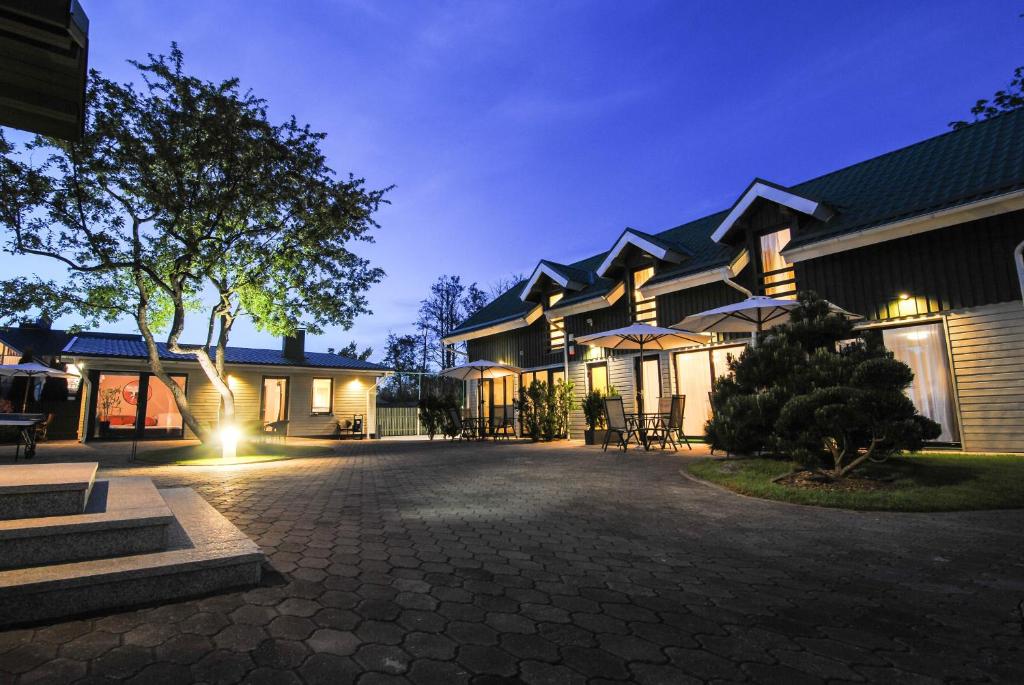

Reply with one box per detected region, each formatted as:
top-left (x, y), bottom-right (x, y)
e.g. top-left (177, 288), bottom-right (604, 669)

top-left (445, 109), bottom-right (1024, 453)
top-left (61, 331), bottom-right (387, 441)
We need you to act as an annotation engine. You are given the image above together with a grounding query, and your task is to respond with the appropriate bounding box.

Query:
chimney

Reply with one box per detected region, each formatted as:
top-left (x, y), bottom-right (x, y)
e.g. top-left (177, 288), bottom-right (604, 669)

top-left (19, 317), bottom-right (52, 330)
top-left (282, 329), bottom-right (306, 361)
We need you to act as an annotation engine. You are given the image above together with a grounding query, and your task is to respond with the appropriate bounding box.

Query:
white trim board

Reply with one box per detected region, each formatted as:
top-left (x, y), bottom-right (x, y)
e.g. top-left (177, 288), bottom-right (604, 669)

top-left (544, 281), bottom-right (626, 319)
top-left (784, 189), bottom-right (1024, 262)
top-left (596, 230), bottom-right (685, 278)
top-left (442, 304), bottom-right (544, 345)
top-left (638, 249), bottom-right (750, 300)
top-left (712, 181), bottom-right (833, 243)
top-left (519, 262), bottom-right (586, 302)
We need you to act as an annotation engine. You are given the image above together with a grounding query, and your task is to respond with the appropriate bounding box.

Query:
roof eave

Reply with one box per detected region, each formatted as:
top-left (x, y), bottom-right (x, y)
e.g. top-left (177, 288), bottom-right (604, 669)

top-left (639, 249), bottom-right (749, 299)
top-left (784, 188), bottom-right (1024, 262)
top-left (595, 229), bottom-right (687, 278)
top-left (62, 351), bottom-right (387, 374)
top-left (443, 304), bottom-right (544, 345)
top-left (544, 281), bottom-right (627, 318)
top-left (712, 180), bottom-right (833, 244)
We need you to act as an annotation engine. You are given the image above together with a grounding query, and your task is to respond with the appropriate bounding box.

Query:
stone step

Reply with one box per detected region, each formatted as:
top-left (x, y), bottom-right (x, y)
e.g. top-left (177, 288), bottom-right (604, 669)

top-left (0, 462), bottom-right (98, 520)
top-left (0, 478), bottom-right (175, 570)
top-left (0, 488), bottom-right (264, 627)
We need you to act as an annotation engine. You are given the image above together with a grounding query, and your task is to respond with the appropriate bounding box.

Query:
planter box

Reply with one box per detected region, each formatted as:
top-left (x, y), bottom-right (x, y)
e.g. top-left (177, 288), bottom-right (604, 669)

top-left (584, 429), bottom-right (608, 446)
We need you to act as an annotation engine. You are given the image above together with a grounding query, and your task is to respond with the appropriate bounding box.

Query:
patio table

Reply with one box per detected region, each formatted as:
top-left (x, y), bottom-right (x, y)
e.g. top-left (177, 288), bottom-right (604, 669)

top-left (0, 413), bottom-right (46, 461)
top-left (463, 416), bottom-right (488, 441)
top-left (626, 412), bottom-right (671, 450)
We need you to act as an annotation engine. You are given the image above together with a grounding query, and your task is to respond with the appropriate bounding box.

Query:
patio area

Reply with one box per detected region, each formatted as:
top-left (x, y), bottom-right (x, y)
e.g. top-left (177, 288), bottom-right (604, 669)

top-left (1, 438), bottom-right (1022, 683)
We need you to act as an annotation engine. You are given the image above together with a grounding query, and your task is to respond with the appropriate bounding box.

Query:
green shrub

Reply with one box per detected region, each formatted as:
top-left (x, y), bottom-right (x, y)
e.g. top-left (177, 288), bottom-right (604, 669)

top-left (707, 291), bottom-right (941, 476)
top-left (583, 389), bottom-right (605, 430)
top-left (516, 379), bottom-right (578, 441)
top-left (417, 394), bottom-right (459, 439)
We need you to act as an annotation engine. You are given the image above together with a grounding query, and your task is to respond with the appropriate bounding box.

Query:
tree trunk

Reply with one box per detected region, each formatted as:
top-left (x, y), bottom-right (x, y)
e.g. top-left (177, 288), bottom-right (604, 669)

top-left (136, 317), bottom-right (209, 441)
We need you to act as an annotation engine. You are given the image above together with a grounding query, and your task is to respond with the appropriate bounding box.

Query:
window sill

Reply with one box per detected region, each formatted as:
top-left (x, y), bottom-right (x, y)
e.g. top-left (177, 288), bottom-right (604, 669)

top-left (310, 411), bottom-right (333, 417)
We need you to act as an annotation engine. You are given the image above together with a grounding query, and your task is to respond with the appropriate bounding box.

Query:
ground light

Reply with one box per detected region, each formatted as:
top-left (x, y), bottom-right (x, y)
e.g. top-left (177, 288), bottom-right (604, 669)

top-left (220, 424), bottom-right (240, 462)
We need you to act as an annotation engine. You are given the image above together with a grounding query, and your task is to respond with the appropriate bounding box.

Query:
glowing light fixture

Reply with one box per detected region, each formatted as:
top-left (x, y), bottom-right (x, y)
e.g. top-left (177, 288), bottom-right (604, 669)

top-left (896, 292), bottom-right (918, 317)
top-left (220, 424), bottom-right (240, 462)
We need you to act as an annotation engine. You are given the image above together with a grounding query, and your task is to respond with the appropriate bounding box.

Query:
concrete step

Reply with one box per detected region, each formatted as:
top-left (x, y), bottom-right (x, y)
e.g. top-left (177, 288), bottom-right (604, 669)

top-left (0, 487), bottom-right (264, 627)
top-left (0, 478), bottom-right (174, 570)
top-left (0, 462), bottom-right (98, 520)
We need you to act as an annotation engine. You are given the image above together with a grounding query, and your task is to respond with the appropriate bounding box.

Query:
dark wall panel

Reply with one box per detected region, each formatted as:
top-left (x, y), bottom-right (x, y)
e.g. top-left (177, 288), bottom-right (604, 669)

top-left (796, 210), bottom-right (1024, 319)
top-left (657, 281), bottom-right (746, 327)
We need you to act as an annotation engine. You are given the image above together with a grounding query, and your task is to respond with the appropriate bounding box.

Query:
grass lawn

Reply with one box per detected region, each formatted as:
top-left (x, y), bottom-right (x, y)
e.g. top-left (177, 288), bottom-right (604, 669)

top-left (686, 452), bottom-right (1024, 512)
top-left (138, 441), bottom-right (332, 466)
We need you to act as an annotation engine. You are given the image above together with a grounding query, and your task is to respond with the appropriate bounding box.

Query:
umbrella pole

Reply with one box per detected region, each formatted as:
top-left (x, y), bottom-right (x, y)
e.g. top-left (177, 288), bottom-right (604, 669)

top-left (479, 370), bottom-right (485, 439)
top-left (636, 340), bottom-right (645, 416)
top-left (21, 376), bottom-right (32, 412)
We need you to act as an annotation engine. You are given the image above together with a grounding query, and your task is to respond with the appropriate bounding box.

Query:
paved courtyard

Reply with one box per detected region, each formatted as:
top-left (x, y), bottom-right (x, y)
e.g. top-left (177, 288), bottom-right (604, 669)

top-left (1, 439), bottom-right (1023, 684)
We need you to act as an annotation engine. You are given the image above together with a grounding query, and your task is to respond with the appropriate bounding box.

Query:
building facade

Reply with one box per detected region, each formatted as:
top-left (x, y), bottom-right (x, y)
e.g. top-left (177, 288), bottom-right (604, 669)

top-left (0, 321), bottom-right (82, 439)
top-left (444, 110), bottom-right (1024, 452)
top-left (61, 331), bottom-right (386, 441)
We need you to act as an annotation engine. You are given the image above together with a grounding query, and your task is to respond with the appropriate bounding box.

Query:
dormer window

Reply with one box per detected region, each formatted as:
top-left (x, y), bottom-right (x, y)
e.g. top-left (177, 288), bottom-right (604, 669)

top-left (548, 292), bottom-right (564, 352)
top-left (631, 266), bottom-right (657, 324)
top-left (758, 228), bottom-right (796, 299)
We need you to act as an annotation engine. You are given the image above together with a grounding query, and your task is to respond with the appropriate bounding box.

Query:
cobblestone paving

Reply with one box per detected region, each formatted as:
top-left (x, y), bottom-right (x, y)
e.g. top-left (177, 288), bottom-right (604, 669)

top-left (2, 439), bottom-right (1023, 684)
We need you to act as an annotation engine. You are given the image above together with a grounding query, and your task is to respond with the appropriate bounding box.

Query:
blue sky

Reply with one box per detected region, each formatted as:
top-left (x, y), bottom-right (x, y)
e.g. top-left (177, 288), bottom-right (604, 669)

top-left (9, 0), bottom-right (1023, 360)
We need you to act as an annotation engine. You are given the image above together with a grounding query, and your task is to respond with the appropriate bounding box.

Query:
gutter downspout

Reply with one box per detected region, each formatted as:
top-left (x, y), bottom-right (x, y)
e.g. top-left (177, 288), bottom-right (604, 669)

top-left (1015, 241), bottom-right (1024, 304)
top-left (723, 275), bottom-right (752, 298)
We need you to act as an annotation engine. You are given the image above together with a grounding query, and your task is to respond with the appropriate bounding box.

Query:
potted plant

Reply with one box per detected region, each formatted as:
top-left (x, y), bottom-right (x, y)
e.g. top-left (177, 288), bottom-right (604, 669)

top-left (98, 387), bottom-right (122, 436)
top-left (582, 389), bottom-right (607, 445)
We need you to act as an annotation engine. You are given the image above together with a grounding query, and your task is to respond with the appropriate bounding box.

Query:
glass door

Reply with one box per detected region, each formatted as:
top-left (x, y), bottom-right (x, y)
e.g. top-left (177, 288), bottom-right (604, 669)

top-left (143, 375), bottom-right (186, 437)
top-left (882, 323), bottom-right (960, 443)
top-left (261, 377), bottom-right (289, 425)
top-left (94, 372), bottom-right (140, 438)
top-left (634, 356), bottom-right (661, 414)
top-left (674, 350), bottom-right (713, 436)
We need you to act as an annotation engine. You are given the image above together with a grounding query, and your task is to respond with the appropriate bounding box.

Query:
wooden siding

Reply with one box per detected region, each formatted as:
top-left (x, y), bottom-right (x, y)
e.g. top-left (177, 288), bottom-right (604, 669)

top-left (946, 301), bottom-right (1024, 453)
top-left (74, 358), bottom-right (380, 440)
top-left (467, 318), bottom-right (558, 370)
top-left (657, 281), bottom-right (746, 328)
top-left (797, 211), bottom-right (1024, 319)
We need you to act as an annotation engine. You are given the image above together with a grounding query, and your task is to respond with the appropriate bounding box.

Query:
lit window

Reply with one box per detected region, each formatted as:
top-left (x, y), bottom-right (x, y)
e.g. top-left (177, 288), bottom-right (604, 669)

top-left (759, 228), bottom-right (796, 298)
top-left (632, 266), bottom-right (657, 324)
top-left (588, 362), bottom-right (608, 395)
top-left (0, 343), bottom-right (20, 366)
top-left (548, 292), bottom-right (564, 352)
top-left (311, 378), bottom-right (333, 414)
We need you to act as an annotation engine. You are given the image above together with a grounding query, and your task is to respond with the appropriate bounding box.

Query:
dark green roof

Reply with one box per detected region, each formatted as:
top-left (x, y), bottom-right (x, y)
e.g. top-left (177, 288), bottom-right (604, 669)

top-left (451, 109), bottom-right (1024, 336)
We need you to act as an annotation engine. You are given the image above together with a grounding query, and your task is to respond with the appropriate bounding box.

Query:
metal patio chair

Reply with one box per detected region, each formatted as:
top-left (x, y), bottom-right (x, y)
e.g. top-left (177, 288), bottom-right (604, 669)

top-left (602, 397), bottom-right (639, 452)
top-left (491, 405), bottom-right (515, 441)
top-left (656, 394), bottom-right (690, 451)
top-left (447, 407), bottom-right (475, 441)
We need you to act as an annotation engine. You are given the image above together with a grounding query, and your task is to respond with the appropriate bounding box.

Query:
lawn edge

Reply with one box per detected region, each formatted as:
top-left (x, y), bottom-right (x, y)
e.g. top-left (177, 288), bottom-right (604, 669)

top-left (678, 459), bottom-right (1024, 514)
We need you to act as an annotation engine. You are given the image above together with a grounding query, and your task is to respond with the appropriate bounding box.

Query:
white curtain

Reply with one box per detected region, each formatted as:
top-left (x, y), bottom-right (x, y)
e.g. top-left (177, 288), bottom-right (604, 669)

top-left (882, 324), bottom-right (959, 442)
top-left (262, 379), bottom-right (286, 423)
top-left (675, 351), bottom-right (713, 436)
top-left (640, 357), bottom-right (660, 413)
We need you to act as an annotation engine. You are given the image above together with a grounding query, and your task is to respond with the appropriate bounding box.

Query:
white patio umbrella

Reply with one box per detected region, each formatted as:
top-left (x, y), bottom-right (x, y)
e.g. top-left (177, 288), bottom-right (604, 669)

top-left (439, 360), bottom-right (522, 424)
top-left (675, 295), bottom-right (862, 342)
top-left (576, 323), bottom-right (709, 416)
top-left (0, 362), bottom-right (71, 411)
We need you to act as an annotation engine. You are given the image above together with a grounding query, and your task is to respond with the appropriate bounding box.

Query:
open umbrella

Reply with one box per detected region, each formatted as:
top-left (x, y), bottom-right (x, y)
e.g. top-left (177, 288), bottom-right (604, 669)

top-left (576, 323), bottom-right (709, 416)
top-left (0, 362), bottom-right (71, 411)
top-left (674, 295), bottom-right (862, 342)
top-left (439, 360), bottom-right (521, 431)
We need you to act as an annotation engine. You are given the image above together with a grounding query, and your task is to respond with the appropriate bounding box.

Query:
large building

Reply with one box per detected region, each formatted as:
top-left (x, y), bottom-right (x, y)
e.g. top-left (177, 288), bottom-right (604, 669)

top-left (444, 110), bottom-right (1024, 452)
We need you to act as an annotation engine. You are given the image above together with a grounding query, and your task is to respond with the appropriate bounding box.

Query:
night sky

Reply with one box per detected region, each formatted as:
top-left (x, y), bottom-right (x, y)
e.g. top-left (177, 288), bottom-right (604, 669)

top-left (10, 1), bottom-right (1023, 360)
